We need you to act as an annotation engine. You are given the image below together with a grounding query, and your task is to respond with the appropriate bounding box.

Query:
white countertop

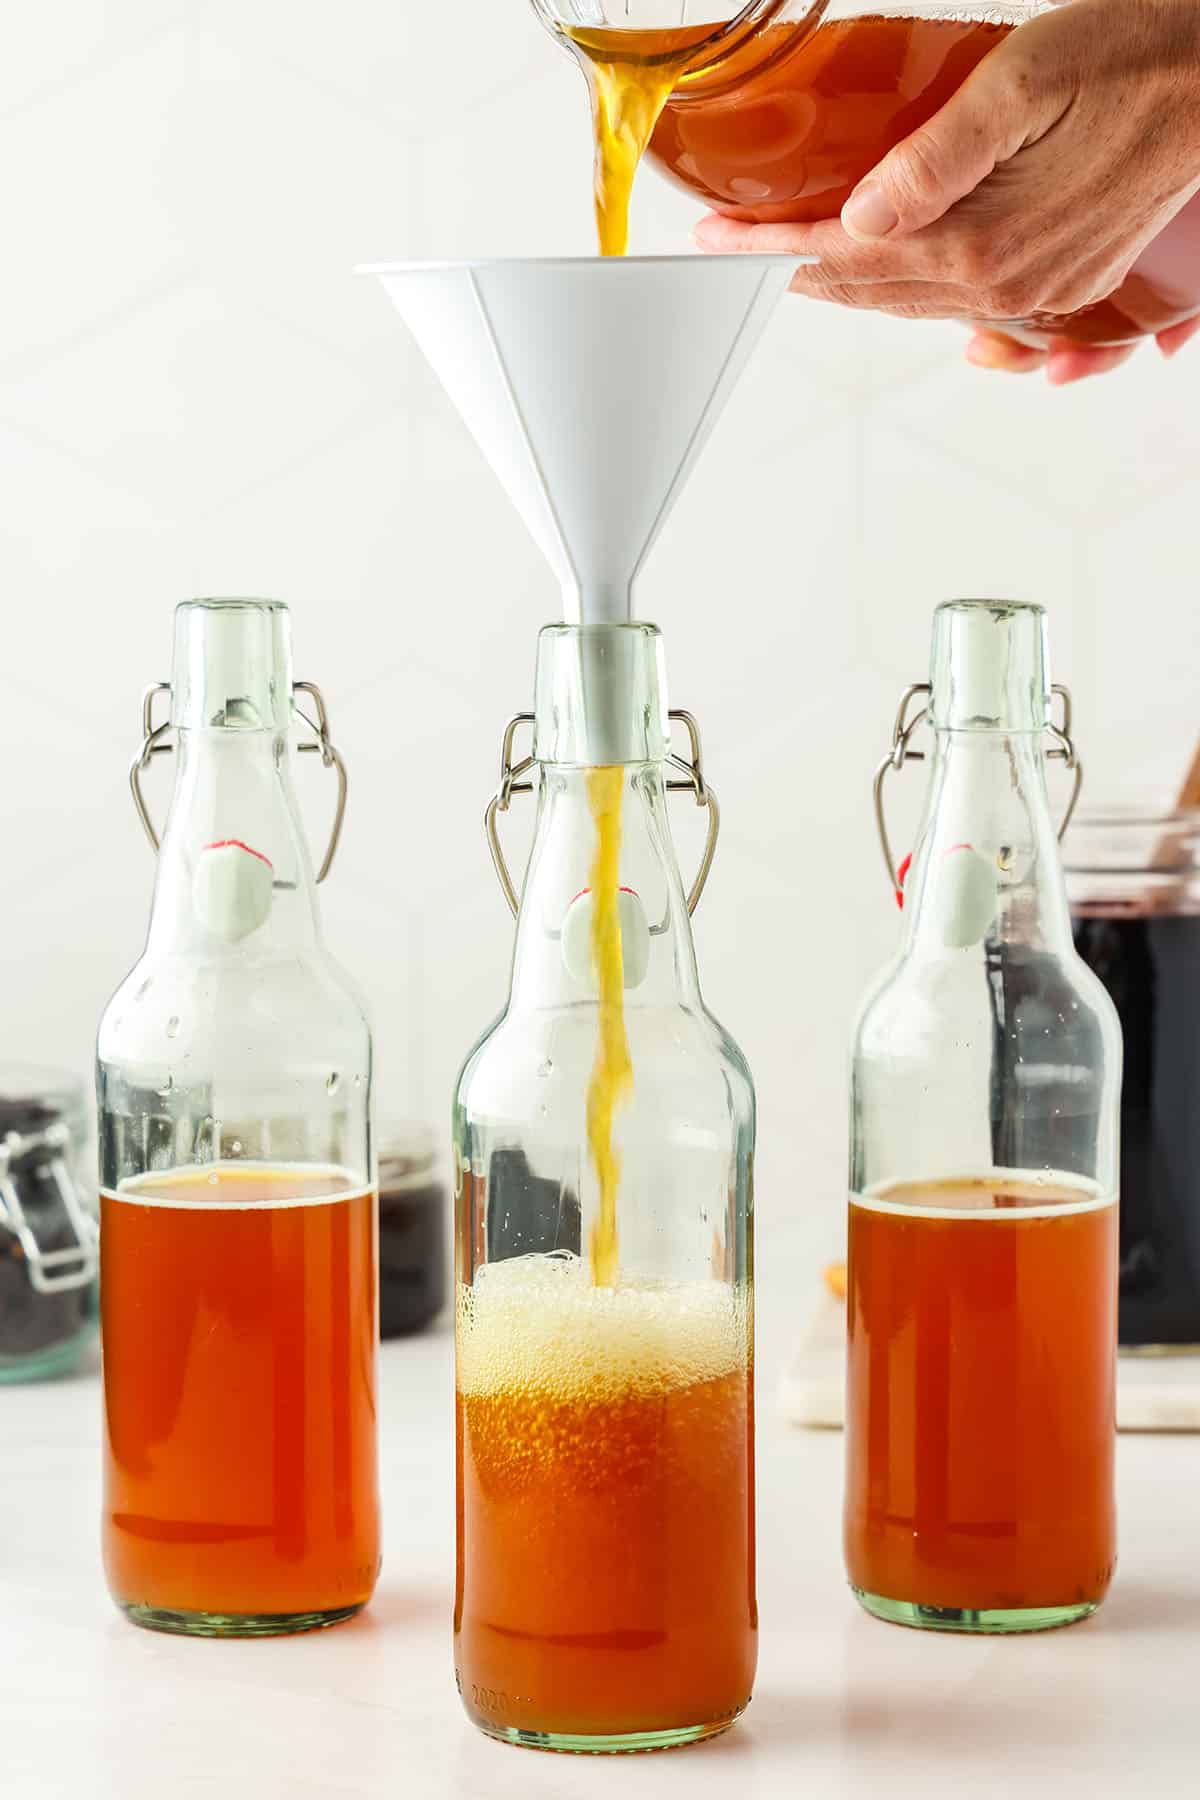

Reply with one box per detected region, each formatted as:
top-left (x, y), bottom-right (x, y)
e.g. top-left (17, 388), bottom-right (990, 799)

top-left (5, 1324), bottom-right (1199, 1800)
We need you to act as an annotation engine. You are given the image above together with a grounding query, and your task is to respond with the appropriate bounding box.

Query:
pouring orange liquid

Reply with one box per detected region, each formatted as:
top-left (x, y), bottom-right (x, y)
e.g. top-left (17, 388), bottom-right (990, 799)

top-left (566, 11), bottom-right (1200, 348)
top-left (564, 25), bottom-right (714, 256)
top-left (586, 765), bottom-right (632, 1283)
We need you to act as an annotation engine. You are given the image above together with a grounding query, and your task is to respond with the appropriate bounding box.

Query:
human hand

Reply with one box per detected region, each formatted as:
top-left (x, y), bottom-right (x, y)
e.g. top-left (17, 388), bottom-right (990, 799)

top-left (694, 0), bottom-right (1200, 339)
top-left (966, 313), bottom-right (1200, 384)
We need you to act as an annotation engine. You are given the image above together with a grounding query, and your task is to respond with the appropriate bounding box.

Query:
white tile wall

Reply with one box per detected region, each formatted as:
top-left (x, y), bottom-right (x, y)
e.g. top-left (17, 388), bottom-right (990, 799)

top-left (3, 3), bottom-right (1198, 1320)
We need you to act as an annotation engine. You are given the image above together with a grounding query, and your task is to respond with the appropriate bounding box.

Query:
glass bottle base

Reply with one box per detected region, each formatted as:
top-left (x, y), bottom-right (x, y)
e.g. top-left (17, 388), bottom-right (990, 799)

top-left (471, 1714), bottom-right (742, 1755)
top-left (852, 1587), bottom-right (1098, 1634)
top-left (117, 1600), bottom-right (364, 1638)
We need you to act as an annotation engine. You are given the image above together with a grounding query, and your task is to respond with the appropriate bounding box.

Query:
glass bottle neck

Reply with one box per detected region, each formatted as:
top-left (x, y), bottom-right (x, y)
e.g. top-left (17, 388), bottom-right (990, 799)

top-left (509, 761), bottom-right (701, 1010)
top-left (145, 728), bottom-right (320, 955)
top-left (903, 728), bottom-right (1073, 956)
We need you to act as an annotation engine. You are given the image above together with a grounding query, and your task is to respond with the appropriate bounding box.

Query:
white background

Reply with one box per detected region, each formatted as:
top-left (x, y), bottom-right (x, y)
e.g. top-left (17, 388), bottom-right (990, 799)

top-left (3, 0), bottom-right (1199, 1303)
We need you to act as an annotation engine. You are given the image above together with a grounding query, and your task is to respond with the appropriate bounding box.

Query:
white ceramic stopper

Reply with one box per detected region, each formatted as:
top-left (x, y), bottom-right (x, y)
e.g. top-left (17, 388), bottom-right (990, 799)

top-left (928, 844), bottom-right (999, 949)
top-left (193, 839), bottom-right (274, 941)
top-left (560, 887), bottom-right (651, 990)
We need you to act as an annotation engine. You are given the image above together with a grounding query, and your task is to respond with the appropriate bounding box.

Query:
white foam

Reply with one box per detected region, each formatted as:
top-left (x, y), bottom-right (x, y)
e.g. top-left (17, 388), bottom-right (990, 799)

top-left (457, 1252), bottom-right (748, 1402)
top-left (103, 1162), bottom-right (369, 1212)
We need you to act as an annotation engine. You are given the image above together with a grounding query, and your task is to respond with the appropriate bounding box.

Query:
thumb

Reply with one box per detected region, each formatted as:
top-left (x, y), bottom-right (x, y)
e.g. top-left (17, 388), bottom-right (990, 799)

top-left (840, 49), bottom-right (1025, 241)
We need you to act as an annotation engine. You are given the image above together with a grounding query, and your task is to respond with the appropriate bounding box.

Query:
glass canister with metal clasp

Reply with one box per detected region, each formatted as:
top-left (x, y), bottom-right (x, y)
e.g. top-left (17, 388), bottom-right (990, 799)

top-left (847, 599), bottom-right (1121, 1633)
top-left (453, 621), bottom-right (756, 1754)
top-left (97, 598), bottom-right (378, 1638)
top-left (0, 1067), bottom-right (98, 1381)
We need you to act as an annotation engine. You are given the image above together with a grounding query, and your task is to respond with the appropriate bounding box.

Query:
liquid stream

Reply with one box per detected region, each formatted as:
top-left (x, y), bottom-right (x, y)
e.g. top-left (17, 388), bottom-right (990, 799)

top-left (585, 766), bottom-right (632, 1285)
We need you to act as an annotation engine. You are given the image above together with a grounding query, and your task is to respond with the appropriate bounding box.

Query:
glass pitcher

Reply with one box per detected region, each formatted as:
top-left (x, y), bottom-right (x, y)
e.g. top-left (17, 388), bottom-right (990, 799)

top-left (847, 599), bottom-right (1121, 1633)
top-left (536, 2), bottom-right (1043, 235)
top-left (453, 621), bottom-right (756, 1753)
top-left (536, 0), bottom-right (1200, 348)
top-left (97, 598), bottom-right (379, 1637)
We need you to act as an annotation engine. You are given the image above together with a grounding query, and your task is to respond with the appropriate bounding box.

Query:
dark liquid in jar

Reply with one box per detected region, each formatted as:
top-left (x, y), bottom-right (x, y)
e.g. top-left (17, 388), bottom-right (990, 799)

top-left (1073, 911), bottom-right (1200, 1346)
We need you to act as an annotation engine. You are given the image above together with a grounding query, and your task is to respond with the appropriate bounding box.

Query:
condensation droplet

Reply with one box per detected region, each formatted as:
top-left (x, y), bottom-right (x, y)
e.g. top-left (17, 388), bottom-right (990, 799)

top-left (537, 1060), bottom-right (553, 1079)
top-left (231, 1139), bottom-right (243, 1156)
top-left (166, 1016), bottom-right (180, 1039)
top-left (207, 1171), bottom-right (219, 1186)
top-left (157, 1075), bottom-right (175, 1099)
top-left (326, 1071), bottom-right (341, 1095)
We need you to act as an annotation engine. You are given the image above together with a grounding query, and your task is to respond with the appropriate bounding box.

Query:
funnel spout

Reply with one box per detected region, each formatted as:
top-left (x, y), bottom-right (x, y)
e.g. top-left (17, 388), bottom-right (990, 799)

top-left (362, 257), bottom-right (805, 628)
top-left (565, 576), bottom-right (632, 627)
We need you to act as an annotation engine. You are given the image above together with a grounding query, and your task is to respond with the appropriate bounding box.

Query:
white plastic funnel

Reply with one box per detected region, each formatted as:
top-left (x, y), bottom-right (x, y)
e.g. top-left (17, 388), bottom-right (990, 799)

top-left (361, 256), bottom-right (803, 625)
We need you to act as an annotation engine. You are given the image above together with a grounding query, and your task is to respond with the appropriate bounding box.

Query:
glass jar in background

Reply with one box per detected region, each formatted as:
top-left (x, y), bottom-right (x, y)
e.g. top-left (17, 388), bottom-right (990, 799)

top-left (378, 1124), bottom-right (446, 1337)
top-left (97, 598), bottom-right (378, 1637)
top-left (848, 600), bottom-right (1121, 1633)
top-left (1068, 810), bottom-right (1200, 1351)
top-left (0, 1066), bottom-right (97, 1382)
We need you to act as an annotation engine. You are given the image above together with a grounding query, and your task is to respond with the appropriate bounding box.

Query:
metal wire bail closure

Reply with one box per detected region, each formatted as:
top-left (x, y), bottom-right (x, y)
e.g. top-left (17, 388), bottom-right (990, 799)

top-left (874, 681), bottom-right (1084, 896)
top-left (484, 709), bottom-right (721, 919)
top-left (128, 679), bottom-right (348, 883)
top-left (0, 1125), bottom-right (98, 1296)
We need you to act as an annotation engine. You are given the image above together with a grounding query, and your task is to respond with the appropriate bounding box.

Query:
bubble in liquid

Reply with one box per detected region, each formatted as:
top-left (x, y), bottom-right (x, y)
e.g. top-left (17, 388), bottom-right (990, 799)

top-left (326, 1071), bottom-right (341, 1096)
top-left (157, 1075), bottom-right (175, 1099)
top-left (166, 1016), bottom-right (180, 1039)
top-left (231, 1139), bottom-right (243, 1156)
top-left (537, 1060), bottom-right (553, 1079)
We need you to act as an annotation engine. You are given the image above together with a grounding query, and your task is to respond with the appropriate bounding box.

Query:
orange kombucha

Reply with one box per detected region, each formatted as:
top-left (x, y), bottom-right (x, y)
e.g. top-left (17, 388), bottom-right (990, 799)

top-left (645, 11), bottom-right (1200, 347)
top-left (455, 1255), bottom-right (756, 1748)
top-left (101, 1163), bottom-right (380, 1633)
top-left (647, 14), bottom-right (1013, 225)
top-left (845, 1174), bottom-right (1117, 1629)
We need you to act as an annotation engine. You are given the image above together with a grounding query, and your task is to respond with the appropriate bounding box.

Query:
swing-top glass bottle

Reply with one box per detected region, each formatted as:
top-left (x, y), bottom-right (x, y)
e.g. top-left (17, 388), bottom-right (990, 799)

top-left (453, 620), bottom-right (756, 1752)
top-left (847, 598), bottom-right (1121, 1633)
top-left (97, 598), bottom-right (379, 1637)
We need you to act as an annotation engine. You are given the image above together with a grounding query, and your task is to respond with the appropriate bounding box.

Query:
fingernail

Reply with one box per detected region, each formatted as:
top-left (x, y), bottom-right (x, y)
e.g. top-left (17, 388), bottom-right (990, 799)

top-left (841, 183), bottom-right (899, 240)
top-left (965, 336), bottom-right (1008, 368)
